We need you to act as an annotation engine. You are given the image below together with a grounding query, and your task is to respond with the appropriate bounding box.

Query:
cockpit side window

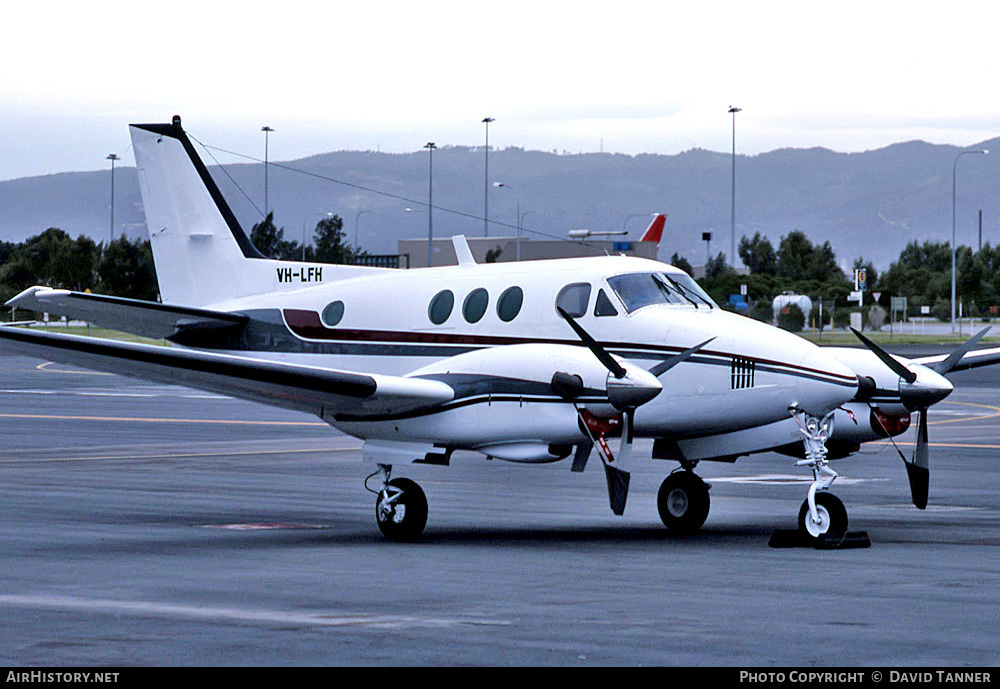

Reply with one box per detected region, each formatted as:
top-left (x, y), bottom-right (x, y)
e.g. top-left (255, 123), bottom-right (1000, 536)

top-left (594, 289), bottom-right (618, 317)
top-left (555, 283), bottom-right (592, 317)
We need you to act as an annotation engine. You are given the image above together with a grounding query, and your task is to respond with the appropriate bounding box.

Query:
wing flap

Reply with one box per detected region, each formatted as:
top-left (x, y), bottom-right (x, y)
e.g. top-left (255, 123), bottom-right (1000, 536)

top-left (0, 326), bottom-right (453, 418)
top-left (6, 286), bottom-right (246, 340)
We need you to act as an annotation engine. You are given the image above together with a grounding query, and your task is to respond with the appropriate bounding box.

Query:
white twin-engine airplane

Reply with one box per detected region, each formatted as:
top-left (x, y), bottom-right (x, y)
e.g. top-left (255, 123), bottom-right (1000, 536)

top-left (2, 116), bottom-right (999, 542)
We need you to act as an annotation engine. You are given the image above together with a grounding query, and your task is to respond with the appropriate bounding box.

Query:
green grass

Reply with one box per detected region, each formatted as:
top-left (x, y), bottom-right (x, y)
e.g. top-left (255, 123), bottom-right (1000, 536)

top-left (797, 330), bottom-right (999, 345)
top-left (14, 323), bottom-right (168, 346)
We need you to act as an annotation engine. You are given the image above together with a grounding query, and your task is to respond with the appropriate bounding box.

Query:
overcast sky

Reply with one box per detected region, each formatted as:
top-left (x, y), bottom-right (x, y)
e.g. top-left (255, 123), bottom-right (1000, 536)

top-left (3, 1), bottom-right (999, 180)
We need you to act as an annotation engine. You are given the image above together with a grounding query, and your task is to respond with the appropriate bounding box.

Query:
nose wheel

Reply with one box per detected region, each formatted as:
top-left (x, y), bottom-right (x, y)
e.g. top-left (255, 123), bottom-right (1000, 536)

top-left (797, 491), bottom-right (848, 541)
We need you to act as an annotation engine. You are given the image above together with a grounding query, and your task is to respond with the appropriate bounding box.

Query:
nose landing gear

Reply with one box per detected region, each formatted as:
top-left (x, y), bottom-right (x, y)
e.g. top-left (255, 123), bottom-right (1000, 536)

top-left (775, 406), bottom-right (868, 549)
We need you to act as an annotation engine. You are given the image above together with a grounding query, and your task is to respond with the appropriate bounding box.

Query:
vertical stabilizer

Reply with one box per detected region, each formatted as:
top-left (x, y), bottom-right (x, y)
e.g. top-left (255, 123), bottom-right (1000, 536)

top-left (129, 116), bottom-right (387, 308)
top-left (639, 214), bottom-right (666, 246)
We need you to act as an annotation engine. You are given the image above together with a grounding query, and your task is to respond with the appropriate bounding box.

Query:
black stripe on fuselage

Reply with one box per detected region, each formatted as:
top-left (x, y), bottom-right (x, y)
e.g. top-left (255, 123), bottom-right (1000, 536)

top-left (176, 309), bottom-right (857, 390)
top-left (335, 393), bottom-right (608, 423)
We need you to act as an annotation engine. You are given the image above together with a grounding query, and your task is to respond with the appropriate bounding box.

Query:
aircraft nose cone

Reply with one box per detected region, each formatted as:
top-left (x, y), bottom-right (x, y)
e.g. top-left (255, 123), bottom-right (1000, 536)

top-left (796, 348), bottom-right (860, 413)
top-left (900, 365), bottom-right (953, 410)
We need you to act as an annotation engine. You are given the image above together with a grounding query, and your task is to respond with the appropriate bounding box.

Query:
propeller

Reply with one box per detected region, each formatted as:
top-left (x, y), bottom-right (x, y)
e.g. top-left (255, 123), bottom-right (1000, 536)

top-left (850, 328), bottom-right (986, 509)
top-left (557, 307), bottom-right (702, 515)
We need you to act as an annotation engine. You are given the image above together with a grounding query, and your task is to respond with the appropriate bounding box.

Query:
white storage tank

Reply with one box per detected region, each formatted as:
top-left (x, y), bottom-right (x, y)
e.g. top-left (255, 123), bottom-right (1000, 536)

top-left (772, 292), bottom-right (813, 321)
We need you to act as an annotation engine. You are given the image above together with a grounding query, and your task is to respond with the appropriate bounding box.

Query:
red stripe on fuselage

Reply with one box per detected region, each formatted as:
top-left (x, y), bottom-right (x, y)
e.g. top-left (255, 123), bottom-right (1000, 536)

top-left (281, 309), bottom-right (857, 384)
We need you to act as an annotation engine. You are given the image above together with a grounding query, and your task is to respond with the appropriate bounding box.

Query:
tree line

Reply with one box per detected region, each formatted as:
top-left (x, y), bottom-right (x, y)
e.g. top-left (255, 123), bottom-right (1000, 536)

top-left (1, 218), bottom-right (993, 329)
top-left (0, 214), bottom-right (365, 319)
top-left (673, 229), bottom-right (1000, 329)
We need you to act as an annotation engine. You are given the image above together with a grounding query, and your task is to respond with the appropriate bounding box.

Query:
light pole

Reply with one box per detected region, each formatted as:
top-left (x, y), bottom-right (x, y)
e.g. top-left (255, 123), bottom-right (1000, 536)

top-left (624, 212), bottom-right (657, 235)
top-left (261, 126), bottom-right (274, 216)
top-left (424, 142), bottom-right (437, 267)
top-left (483, 117), bottom-right (494, 238)
top-left (106, 154), bottom-right (119, 242)
top-left (355, 209), bottom-right (370, 250)
top-left (951, 148), bottom-right (988, 333)
top-left (520, 210), bottom-right (536, 261)
top-left (493, 182), bottom-right (521, 260)
top-left (728, 106), bottom-right (741, 267)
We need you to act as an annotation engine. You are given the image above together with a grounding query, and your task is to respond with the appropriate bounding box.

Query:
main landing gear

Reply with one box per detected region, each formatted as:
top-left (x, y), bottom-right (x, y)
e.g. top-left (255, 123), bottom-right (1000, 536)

top-left (367, 465), bottom-right (428, 542)
top-left (657, 467), bottom-right (711, 536)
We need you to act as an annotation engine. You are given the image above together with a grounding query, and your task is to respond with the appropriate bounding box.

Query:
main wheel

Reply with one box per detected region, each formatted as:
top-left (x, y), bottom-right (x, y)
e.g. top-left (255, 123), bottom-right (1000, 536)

top-left (797, 491), bottom-right (848, 541)
top-left (376, 478), bottom-right (428, 541)
top-left (657, 471), bottom-right (710, 536)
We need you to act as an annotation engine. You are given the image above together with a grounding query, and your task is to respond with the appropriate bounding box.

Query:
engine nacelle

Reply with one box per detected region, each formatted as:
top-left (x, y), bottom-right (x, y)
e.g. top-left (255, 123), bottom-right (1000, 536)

top-left (338, 343), bottom-right (620, 453)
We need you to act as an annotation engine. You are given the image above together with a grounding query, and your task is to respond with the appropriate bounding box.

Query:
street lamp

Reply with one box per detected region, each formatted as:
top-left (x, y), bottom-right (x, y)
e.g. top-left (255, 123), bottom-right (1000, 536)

top-left (494, 182), bottom-right (521, 261)
top-left (424, 142), bottom-right (437, 267)
top-left (261, 126), bottom-right (274, 216)
top-left (624, 212), bottom-right (657, 234)
top-left (951, 149), bottom-right (988, 333)
top-left (355, 209), bottom-right (370, 251)
top-left (728, 106), bottom-right (741, 267)
top-left (106, 154), bottom-right (119, 242)
top-left (483, 117), bottom-right (494, 238)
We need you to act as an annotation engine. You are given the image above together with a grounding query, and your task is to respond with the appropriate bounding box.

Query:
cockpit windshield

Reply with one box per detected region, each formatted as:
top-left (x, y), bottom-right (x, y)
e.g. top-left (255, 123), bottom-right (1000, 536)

top-left (606, 272), bottom-right (717, 313)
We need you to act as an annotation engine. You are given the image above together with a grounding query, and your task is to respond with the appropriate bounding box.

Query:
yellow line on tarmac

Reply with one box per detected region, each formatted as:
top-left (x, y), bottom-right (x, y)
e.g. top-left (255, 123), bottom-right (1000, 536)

top-left (0, 446), bottom-right (363, 464)
top-left (928, 401), bottom-right (1000, 426)
top-left (927, 441), bottom-right (1000, 450)
top-left (35, 362), bottom-right (113, 375)
top-left (0, 412), bottom-right (326, 426)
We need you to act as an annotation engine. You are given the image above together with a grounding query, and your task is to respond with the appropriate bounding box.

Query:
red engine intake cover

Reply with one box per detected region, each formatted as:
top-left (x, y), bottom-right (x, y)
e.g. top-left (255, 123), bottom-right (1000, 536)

top-left (871, 408), bottom-right (911, 437)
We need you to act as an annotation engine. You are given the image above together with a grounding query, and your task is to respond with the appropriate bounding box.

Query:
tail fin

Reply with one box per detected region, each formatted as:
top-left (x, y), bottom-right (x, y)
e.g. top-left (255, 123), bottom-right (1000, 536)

top-left (129, 116), bottom-right (382, 307)
top-left (639, 214), bottom-right (666, 246)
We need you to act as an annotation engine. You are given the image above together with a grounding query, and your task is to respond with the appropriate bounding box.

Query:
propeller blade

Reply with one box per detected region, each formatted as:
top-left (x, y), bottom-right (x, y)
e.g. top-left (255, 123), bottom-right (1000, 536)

top-left (605, 409), bottom-right (635, 515)
top-left (905, 410), bottom-right (929, 510)
top-left (648, 337), bottom-right (716, 377)
top-left (850, 327), bottom-right (917, 383)
top-left (557, 306), bottom-right (627, 379)
top-left (617, 409), bottom-right (635, 471)
top-left (571, 441), bottom-right (593, 473)
top-left (604, 463), bottom-right (630, 516)
top-left (933, 327), bottom-right (991, 374)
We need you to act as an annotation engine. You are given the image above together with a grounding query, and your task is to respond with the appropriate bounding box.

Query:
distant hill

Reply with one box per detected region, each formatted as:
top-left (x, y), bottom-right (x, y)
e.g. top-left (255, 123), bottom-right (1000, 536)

top-left (1, 136), bottom-right (997, 270)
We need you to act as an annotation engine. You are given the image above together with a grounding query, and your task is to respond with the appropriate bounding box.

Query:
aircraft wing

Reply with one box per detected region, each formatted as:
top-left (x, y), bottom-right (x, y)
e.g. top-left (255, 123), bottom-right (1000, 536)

top-left (910, 346), bottom-right (1000, 373)
top-left (0, 326), bottom-right (454, 418)
top-left (6, 286), bottom-right (246, 340)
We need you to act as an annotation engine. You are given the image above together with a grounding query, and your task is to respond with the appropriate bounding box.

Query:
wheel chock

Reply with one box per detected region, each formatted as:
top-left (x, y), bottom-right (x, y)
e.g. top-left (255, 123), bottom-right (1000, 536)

top-left (768, 529), bottom-right (871, 549)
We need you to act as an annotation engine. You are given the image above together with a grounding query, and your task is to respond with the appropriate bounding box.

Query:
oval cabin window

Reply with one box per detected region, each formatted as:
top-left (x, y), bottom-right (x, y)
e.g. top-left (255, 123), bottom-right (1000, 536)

top-left (321, 300), bottom-right (345, 326)
top-left (497, 286), bottom-right (524, 322)
top-left (428, 290), bottom-right (455, 325)
top-left (463, 288), bottom-right (489, 323)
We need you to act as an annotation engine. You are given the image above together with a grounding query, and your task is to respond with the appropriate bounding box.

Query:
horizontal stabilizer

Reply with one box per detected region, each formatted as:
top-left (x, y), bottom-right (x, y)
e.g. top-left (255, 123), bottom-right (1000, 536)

top-left (6, 286), bottom-right (246, 340)
top-left (0, 326), bottom-right (454, 418)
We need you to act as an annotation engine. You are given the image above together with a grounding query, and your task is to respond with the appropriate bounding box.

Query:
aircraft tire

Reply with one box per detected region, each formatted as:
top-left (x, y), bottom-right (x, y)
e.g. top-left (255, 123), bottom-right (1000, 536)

top-left (797, 492), bottom-right (848, 542)
top-left (657, 471), bottom-right (710, 536)
top-left (376, 478), bottom-right (428, 541)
